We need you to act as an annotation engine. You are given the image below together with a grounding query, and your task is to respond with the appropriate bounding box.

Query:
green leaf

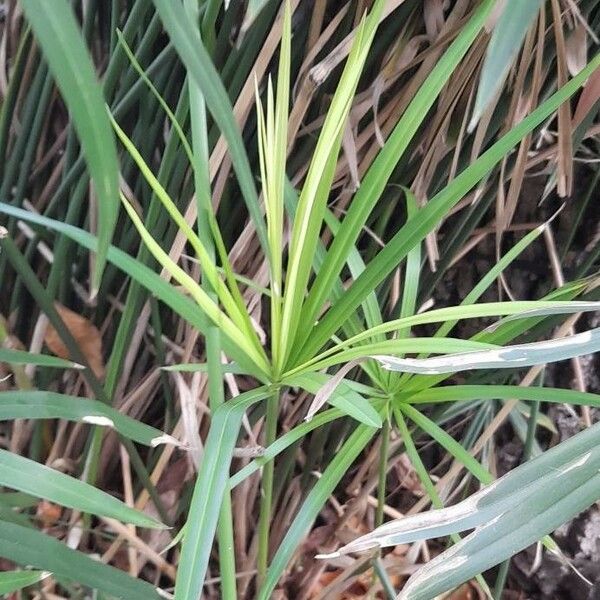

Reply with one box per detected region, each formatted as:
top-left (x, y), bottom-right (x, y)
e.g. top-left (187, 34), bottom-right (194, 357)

top-left (470, 0), bottom-right (544, 129)
top-left (0, 449), bottom-right (164, 528)
top-left (391, 408), bottom-right (493, 595)
top-left (150, 0), bottom-right (268, 254)
top-left (406, 384), bottom-right (600, 407)
top-left (20, 0), bottom-right (119, 294)
top-left (175, 387), bottom-right (271, 600)
top-left (119, 191), bottom-right (269, 374)
top-left (375, 326), bottom-right (600, 374)
top-left (400, 453), bottom-right (600, 599)
top-left (0, 348), bottom-right (82, 369)
top-left (401, 404), bottom-right (491, 483)
top-left (0, 521), bottom-right (162, 599)
top-left (287, 338), bottom-right (499, 377)
top-left (256, 1), bottom-right (291, 370)
top-left (229, 403), bottom-right (367, 489)
top-left (112, 115), bottom-right (258, 349)
top-left (287, 372), bottom-right (382, 427)
top-left (0, 203), bottom-right (267, 380)
top-left (396, 188), bottom-right (421, 330)
top-left (294, 0), bottom-right (497, 356)
top-left (241, 0), bottom-right (271, 35)
top-left (326, 420), bottom-right (600, 561)
top-left (297, 52), bottom-right (600, 362)
top-left (432, 224), bottom-right (546, 341)
top-left (301, 301), bottom-right (600, 370)
top-left (0, 390), bottom-right (175, 447)
top-left (0, 570), bottom-right (49, 595)
top-left (279, 0), bottom-right (385, 371)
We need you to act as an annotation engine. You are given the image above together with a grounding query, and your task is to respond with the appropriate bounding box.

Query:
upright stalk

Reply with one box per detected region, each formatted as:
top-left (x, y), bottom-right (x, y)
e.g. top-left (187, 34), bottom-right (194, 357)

top-left (375, 414), bottom-right (390, 527)
top-left (371, 410), bottom-right (391, 599)
top-left (257, 390), bottom-right (279, 585)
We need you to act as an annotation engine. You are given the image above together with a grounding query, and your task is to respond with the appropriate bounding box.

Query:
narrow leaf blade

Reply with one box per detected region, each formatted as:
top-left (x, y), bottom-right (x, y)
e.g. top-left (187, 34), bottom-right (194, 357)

top-left (20, 0), bottom-right (119, 293)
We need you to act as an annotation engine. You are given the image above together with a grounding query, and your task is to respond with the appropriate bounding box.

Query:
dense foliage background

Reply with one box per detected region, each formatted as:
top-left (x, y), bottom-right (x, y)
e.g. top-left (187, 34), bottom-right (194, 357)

top-left (1, 1), bottom-right (600, 598)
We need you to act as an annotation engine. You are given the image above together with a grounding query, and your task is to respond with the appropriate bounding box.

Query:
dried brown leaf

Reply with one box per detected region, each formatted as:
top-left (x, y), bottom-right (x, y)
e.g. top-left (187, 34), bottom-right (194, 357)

top-left (565, 23), bottom-right (587, 77)
top-left (44, 303), bottom-right (105, 379)
top-left (573, 65), bottom-right (600, 127)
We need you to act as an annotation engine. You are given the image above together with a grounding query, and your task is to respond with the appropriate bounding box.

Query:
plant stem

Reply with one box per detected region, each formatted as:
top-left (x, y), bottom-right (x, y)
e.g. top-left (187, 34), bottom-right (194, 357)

top-left (257, 391), bottom-right (279, 585)
top-left (523, 400), bottom-right (541, 462)
top-left (374, 557), bottom-right (397, 599)
top-left (369, 412), bottom-right (391, 599)
top-left (493, 558), bottom-right (510, 600)
top-left (376, 414), bottom-right (390, 527)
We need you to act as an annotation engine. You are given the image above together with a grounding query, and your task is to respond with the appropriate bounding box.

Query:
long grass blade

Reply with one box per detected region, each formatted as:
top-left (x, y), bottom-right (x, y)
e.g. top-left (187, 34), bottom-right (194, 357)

top-left (0, 390), bottom-right (175, 446)
top-left (375, 326), bottom-right (600, 374)
top-left (298, 52), bottom-right (600, 362)
top-left (20, 0), bottom-right (119, 295)
top-left (0, 521), bottom-right (163, 599)
top-left (0, 450), bottom-right (164, 528)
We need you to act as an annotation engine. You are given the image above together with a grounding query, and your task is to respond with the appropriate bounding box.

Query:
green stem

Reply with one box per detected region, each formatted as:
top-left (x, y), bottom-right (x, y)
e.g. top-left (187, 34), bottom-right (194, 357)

top-left (375, 414), bottom-right (390, 527)
top-left (493, 558), bottom-right (510, 600)
top-left (257, 391), bottom-right (279, 585)
top-left (201, 0), bottom-right (222, 55)
top-left (374, 557), bottom-right (397, 599)
top-left (523, 400), bottom-right (541, 462)
top-left (374, 418), bottom-right (391, 600)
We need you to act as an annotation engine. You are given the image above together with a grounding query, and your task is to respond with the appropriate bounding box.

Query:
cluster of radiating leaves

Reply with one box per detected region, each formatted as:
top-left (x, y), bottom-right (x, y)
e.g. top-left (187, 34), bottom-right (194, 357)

top-left (1, 0), bottom-right (600, 598)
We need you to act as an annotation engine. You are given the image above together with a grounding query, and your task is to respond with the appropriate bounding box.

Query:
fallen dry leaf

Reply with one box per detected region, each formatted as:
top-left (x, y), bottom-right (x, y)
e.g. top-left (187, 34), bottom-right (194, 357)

top-left (44, 303), bottom-right (105, 379)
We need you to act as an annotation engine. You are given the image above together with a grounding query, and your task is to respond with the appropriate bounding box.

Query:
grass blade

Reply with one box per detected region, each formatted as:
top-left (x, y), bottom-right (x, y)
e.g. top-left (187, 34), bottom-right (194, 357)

top-left (0, 521), bottom-right (162, 599)
top-left (0, 449), bottom-right (164, 528)
top-left (174, 387), bottom-right (270, 600)
top-left (279, 0), bottom-right (384, 371)
top-left (0, 348), bottom-right (82, 369)
top-left (0, 203), bottom-right (265, 380)
top-left (294, 0), bottom-right (497, 353)
top-left (151, 0), bottom-right (268, 253)
top-left (287, 372), bottom-right (382, 427)
top-left (328, 420), bottom-right (600, 558)
top-left (0, 390), bottom-right (175, 447)
top-left (406, 384), bottom-right (600, 407)
top-left (0, 570), bottom-right (49, 595)
top-left (399, 454), bottom-right (600, 599)
top-left (119, 192), bottom-right (269, 374)
top-left (298, 52), bottom-right (600, 362)
top-left (20, 0), bottom-right (119, 295)
top-left (375, 326), bottom-right (600, 374)
top-left (257, 424), bottom-right (377, 600)
top-left (470, 0), bottom-right (544, 129)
